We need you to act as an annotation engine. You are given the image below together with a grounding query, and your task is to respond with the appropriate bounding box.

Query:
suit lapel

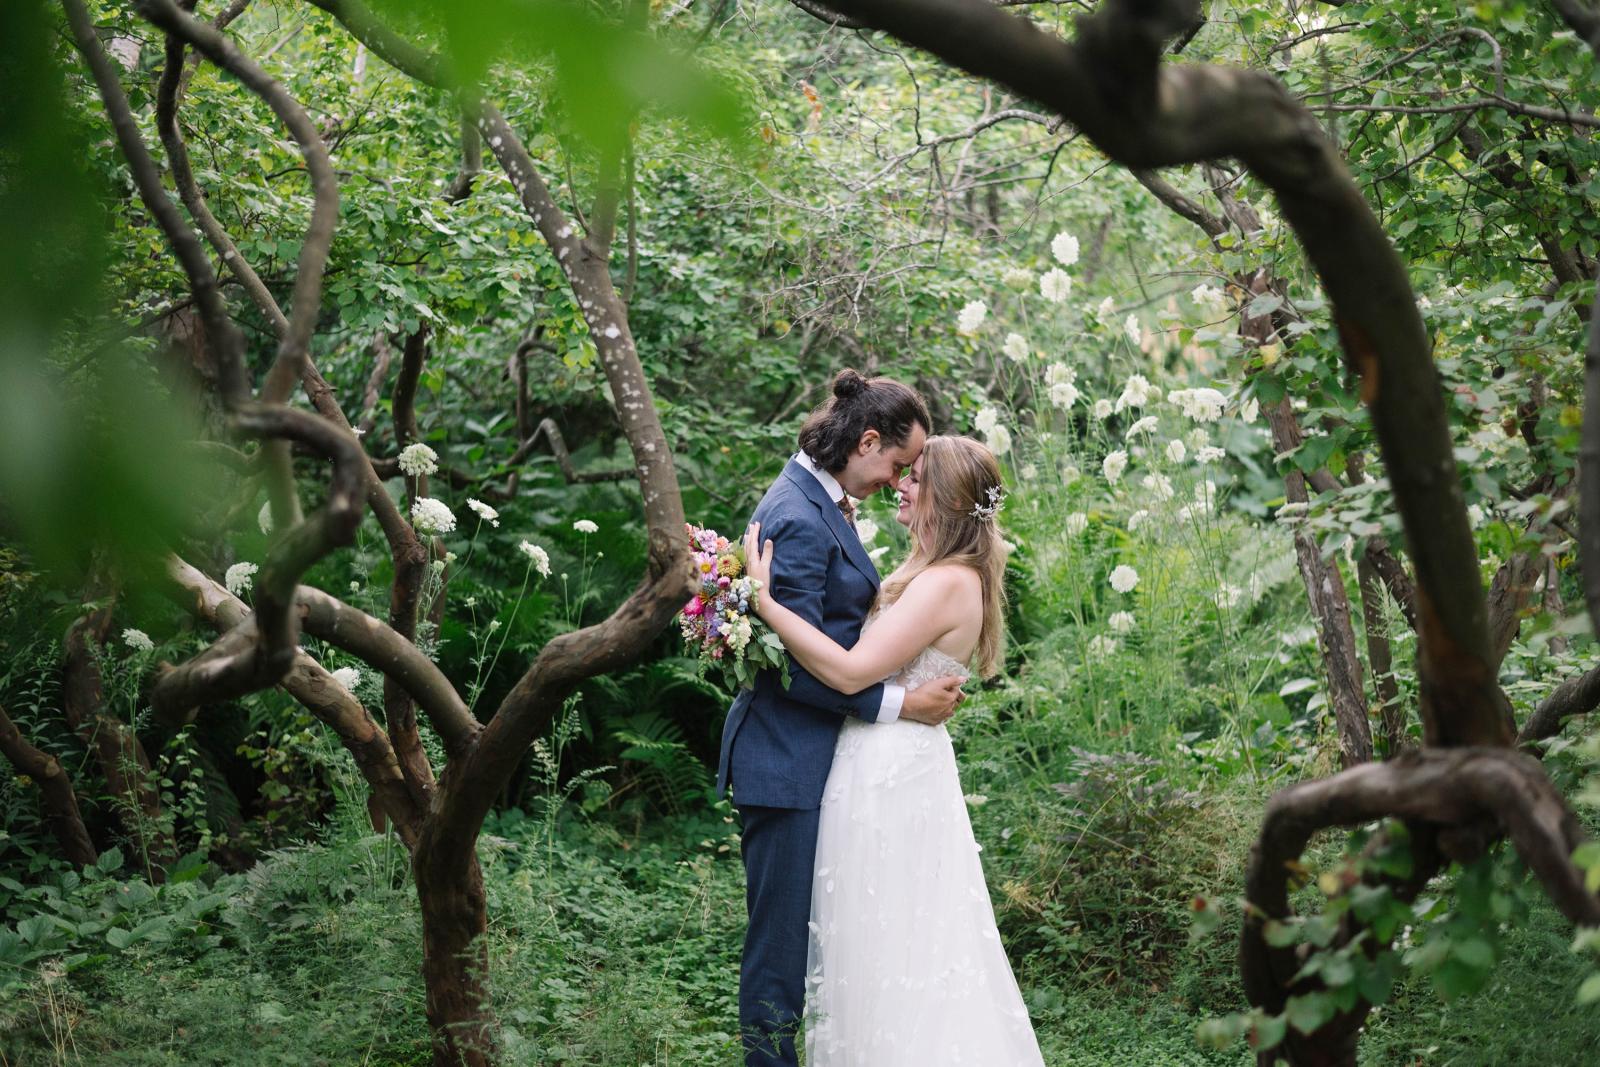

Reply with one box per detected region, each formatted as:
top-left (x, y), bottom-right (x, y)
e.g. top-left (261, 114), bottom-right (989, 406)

top-left (781, 459), bottom-right (881, 590)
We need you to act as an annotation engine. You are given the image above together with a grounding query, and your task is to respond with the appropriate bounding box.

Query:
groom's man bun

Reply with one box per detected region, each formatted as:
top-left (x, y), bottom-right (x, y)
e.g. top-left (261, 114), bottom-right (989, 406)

top-left (798, 368), bottom-right (930, 474)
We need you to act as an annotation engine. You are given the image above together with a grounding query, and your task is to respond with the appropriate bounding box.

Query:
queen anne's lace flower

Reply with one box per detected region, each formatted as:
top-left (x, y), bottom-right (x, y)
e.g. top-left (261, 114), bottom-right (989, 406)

top-left (331, 666), bottom-right (361, 691)
top-left (225, 561), bottom-right (258, 596)
top-left (1050, 382), bottom-right (1080, 409)
top-left (468, 499), bottom-right (500, 527)
top-left (1002, 333), bottom-right (1030, 362)
top-left (122, 628), bottom-right (154, 653)
top-left (1087, 634), bottom-right (1120, 660)
top-left (1166, 439), bottom-right (1187, 463)
top-left (1045, 362), bottom-right (1075, 387)
top-left (1092, 399), bottom-right (1113, 419)
top-left (1214, 583), bottom-right (1243, 610)
top-left (1065, 512), bottom-right (1088, 536)
top-left (1040, 268), bottom-right (1072, 303)
top-left (1127, 509), bottom-right (1150, 531)
top-left (398, 442), bottom-right (439, 477)
top-left (1102, 450), bottom-right (1128, 486)
top-left (518, 540), bottom-right (552, 578)
top-left (1109, 564), bottom-right (1139, 593)
top-left (1115, 374), bottom-right (1155, 412)
top-left (957, 300), bottom-right (989, 334)
top-left (1191, 283), bottom-right (1226, 309)
top-left (573, 519), bottom-right (599, 534)
top-left (1142, 473), bottom-right (1174, 501)
top-left (1060, 463), bottom-right (1081, 484)
top-left (1002, 266), bottom-right (1034, 291)
top-left (1096, 296), bottom-right (1115, 319)
top-left (974, 406), bottom-right (1000, 435)
top-left (1051, 232), bottom-right (1080, 266)
top-left (985, 425), bottom-right (1012, 456)
top-left (1126, 415), bottom-right (1159, 437)
top-left (1197, 445), bottom-right (1227, 464)
top-left (1124, 314), bottom-right (1142, 346)
top-left (1108, 610), bottom-right (1135, 634)
top-left (1169, 387), bottom-right (1228, 422)
top-left (410, 497), bottom-right (456, 535)
top-left (856, 518), bottom-right (879, 544)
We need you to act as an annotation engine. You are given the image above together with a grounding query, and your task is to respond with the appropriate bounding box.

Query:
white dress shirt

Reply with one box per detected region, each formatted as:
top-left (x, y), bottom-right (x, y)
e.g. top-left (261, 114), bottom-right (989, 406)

top-left (794, 452), bottom-right (905, 723)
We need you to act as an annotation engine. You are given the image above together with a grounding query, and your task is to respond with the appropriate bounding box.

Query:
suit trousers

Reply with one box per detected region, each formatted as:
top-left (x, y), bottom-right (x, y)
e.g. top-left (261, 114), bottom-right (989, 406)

top-left (736, 801), bottom-right (822, 1067)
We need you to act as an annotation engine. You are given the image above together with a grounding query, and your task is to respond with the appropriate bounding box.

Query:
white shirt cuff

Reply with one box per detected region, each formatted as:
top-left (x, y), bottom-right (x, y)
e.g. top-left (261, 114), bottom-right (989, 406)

top-left (878, 684), bottom-right (905, 723)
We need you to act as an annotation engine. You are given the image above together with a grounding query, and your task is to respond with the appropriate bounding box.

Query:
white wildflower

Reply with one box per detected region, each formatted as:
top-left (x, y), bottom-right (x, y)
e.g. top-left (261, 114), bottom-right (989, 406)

top-left (1126, 415), bottom-right (1159, 438)
top-left (1087, 634), bottom-right (1120, 660)
top-left (1045, 362), bottom-right (1076, 387)
top-left (1466, 504), bottom-right (1485, 528)
top-left (518, 540), bottom-right (552, 578)
top-left (1096, 296), bottom-right (1115, 319)
top-left (856, 518), bottom-right (880, 544)
top-left (964, 793), bottom-right (989, 807)
top-left (257, 501), bottom-right (274, 535)
top-left (1124, 314), bottom-right (1142, 346)
top-left (1065, 512), bottom-right (1088, 536)
top-left (1092, 398), bottom-right (1114, 419)
top-left (1115, 374), bottom-right (1155, 412)
top-left (225, 561), bottom-right (258, 596)
top-left (1196, 446), bottom-right (1227, 464)
top-left (1169, 387), bottom-right (1228, 422)
top-left (1060, 463), bottom-right (1081, 485)
top-left (410, 497), bottom-right (456, 535)
top-left (1040, 268), bottom-right (1073, 303)
top-left (1194, 480), bottom-right (1218, 513)
top-left (398, 442), bottom-right (439, 477)
top-left (1190, 283), bottom-right (1226, 309)
top-left (726, 615), bottom-right (754, 653)
top-left (1020, 464), bottom-right (1037, 481)
top-left (1141, 473), bottom-right (1174, 501)
top-left (1127, 509), bottom-right (1150, 531)
top-left (1240, 397), bottom-right (1260, 423)
top-left (986, 425), bottom-right (1012, 456)
top-left (1108, 610), bottom-right (1136, 634)
top-left (974, 406), bottom-right (1000, 435)
top-left (1214, 583), bottom-right (1243, 610)
top-left (573, 518), bottom-right (599, 534)
top-left (1002, 332), bottom-right (1031, 362)
top-left (1051, 232), bottom-right (1081, 266)
top-left (1166, 439), bottom-right (1187, 463)
top-left (1102, 449), bottom-right (1128, 486)
top-left (1109, 564), bottom-right (1139, 593)
top-left (1050, 381), bottom-right (1080, 409)
top-left (467, 499), bottom-right (500, 527)
top-left (122, 628), bottom-right (154, 653)
top-left (957, 299), bottom-right (989, 334)
top-left (1002, 266), bottom-right (1035, 292)
top-left (330, 666), bottom-right (362, 691)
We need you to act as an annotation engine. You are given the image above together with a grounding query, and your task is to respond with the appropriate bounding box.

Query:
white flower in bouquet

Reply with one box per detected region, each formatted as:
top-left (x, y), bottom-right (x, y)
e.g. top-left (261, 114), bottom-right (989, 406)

top-left (1051, 232), bottom-right (1080, 266)
top-left (1087, 634), bottom-right (1120, 660)
top-left (1109, 564), bottom-right (1139, 593)
top-left (518, 539), bottom-right (552, 577)
top-left (1165, 439), bottom-right (1187, 463)
top-left (573, 518), bottom-right (599, 534)
top-left (1196, 445), bottom-right (1227, 464)
top-left (1126, 415), bottom-right (1159, 438)
top-left (1002, 332), bottom-right (1031, 362)
top-left (726, 615), bottom-right (754, 653)
top-left (1108, 610), bottom-right (1135, 634)
top-left (331, 666), bottom-right (362, 691)
top-left (1141, 473), bottom-right (1174, 501)
top-left (957, 299), bottom-right (989, 334)
top-left (410, 497), bottom-right (456, 535)
top-left (1002, 266), bottom-right (1035, 291)
top-left (122, 628), bottom-right (154, 653)
top-left (467, 499), bottom-right (500, 527)
top-left (1065, 512), bottom-right (1088, 536)
top-left (1050, 381), bottom-right (1080, 409)
top-left (225, 561), bottom-right (258, 596)
top-left (1102, 450), bottom-right (1128, 486)
top-left (1040, 268), bottom-right (1072, 303)
top-left (974, 406), bottom-right (1000, 434)
top-left (986, 424), bottom-right (1012, 456)
top-left (1124, 314), bottom-right (1142, 347)
top-left (1092, 398), bottom-right (1114, 419)
top-left (398, 442), bottom-right (439, 477)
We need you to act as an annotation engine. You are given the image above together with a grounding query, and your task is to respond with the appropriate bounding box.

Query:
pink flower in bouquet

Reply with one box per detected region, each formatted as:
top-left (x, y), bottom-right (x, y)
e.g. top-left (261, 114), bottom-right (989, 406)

top-left (683, 596), bottom-right (704, 617)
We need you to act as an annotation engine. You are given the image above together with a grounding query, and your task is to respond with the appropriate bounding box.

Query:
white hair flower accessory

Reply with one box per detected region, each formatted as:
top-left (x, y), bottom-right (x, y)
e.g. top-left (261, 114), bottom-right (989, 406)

top-left (398, 442), bottom-right (439, 477)
top-left (467, 499), bottom-right (500, 527)
top-left (225, 562), bottom-right (258, 596)
top-left (971, 484), bottom-right (1006, 523)
top-left (410, 497), bottom-right (456, 535)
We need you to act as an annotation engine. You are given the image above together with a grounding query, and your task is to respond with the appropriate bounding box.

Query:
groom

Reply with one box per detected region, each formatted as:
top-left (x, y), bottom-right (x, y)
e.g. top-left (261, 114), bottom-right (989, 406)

top-left (717, 369), bottom-right (967, 1065)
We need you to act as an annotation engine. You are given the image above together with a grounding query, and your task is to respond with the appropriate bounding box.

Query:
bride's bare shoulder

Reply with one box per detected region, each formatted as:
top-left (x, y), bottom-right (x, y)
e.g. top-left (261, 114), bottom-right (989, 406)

top-left (905, 563), bottom-right (982, 596)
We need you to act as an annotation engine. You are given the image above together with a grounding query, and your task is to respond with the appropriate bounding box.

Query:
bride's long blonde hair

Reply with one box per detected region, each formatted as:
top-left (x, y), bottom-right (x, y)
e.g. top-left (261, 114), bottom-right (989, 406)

top-left (879, 435), bottom-right (1008, 677)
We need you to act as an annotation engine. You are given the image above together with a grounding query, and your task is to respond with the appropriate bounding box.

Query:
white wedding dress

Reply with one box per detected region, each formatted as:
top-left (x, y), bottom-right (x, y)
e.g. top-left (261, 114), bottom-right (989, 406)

top-left (804, 617), bottom-right (1045, 1066)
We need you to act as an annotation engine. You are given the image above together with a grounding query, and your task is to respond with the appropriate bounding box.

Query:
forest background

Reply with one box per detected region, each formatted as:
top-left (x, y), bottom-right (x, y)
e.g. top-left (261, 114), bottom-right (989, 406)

top-left (3, 0), bottom-right (1600, 1064)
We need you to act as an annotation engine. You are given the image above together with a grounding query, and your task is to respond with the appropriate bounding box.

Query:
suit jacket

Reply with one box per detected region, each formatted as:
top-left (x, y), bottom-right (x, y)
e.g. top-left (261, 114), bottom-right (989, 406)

top-left (716, 458), bottom-right (884, 809)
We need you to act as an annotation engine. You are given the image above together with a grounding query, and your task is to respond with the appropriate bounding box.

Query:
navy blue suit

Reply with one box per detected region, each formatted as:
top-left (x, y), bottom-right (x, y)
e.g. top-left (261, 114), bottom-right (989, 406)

top-left (718, 458), bottom-right (884, 1064)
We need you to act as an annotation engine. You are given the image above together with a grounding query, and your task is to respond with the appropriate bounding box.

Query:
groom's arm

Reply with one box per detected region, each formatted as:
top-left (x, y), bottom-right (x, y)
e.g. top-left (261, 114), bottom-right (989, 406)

top-left (763, 514), bottom-right (900, 723)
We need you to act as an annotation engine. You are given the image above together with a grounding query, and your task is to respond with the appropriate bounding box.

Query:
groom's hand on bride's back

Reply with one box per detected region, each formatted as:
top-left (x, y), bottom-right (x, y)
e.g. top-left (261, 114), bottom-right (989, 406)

top-left (899, 675), bottom-right (966, 725)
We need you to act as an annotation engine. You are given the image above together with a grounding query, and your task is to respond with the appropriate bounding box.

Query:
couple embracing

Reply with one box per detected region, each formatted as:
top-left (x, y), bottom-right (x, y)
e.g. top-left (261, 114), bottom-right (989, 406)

top-left (717, 369), bottom-right (1045, 1066)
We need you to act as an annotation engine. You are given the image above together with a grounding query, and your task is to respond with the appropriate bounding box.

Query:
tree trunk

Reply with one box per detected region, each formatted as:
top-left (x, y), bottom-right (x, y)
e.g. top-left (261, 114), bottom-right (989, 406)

top-left (0, 703), bottom-right (98, 867)
top-left (415, 831), bottom-right (494, 1067)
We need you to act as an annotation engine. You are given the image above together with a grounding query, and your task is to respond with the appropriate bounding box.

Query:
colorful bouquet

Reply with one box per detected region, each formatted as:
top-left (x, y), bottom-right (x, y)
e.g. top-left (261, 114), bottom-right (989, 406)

top-left (679, 523), bottom-right (788, 691)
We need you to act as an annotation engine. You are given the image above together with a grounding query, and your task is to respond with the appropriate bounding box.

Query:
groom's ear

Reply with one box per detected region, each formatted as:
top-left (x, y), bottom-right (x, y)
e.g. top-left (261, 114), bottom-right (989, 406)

top-left (857, 428), bottom-right (881, 454)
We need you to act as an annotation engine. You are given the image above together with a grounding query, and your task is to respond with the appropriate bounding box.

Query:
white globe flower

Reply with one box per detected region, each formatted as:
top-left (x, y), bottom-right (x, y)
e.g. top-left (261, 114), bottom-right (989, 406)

top-left (1115, 374), bottom-right (1155, 412)
top-left (855, 518), bottom-right (880, 544)
top-left (1087, 634), bottom-right (1120, 660)
top-left (410, 497), bottom-right (457, 535)
top-left (1065, 512), bottom-right (1088, 536)
top-left (573, 519), bottom-right (599, 534)
top-left (1190, 283), bottom-right (1225, 309)
top-left (985, 425), bottom-right (1012, 456)
top-left (225, 561), bottom-right (258, 596)
top-left (1196, 445), bottom-right (1227, 464)
top-left (1060, 463), bottom-right (1081, 485)
top-left (1166, 439), bottom-right (1187, 463)
top-left (1127, 509), bottom-right (1150, 531)
top-left (974, 406), bottom-right (1000, 435)
top-left (1040, 268), bottom-right (1072, 303)
top-left (1109, 564), bottom-right (1139, 593)
top-left (957, 299), bottom-right (989, 335)
top-left (122, 628), bottom-right (154, 653)
top-left (1102, 449), bottom-right (1128, 486)
top-left (1124, 314), bottom-right (1142, 347)
top-left (1002, 267), bottom-right (1035, 292)
top-left (1126, 415), bottom-right (1159, 437)
top-left (1170, 387), bottom-right (1228, 422)
top-left (518, 539), bottom-right (552, 578)
top-left (1142, 473), bottom-right (1175, 501)
top-left (1108, 610), bottom-right (1135, 634)
top-left (1214, 583), bottom-right (1243, 610)
top-left (964, 793), bottom-right (989, 807)
top-left (468, 499), bottom-right (500, 527)
top-left (398, 442), bottom-right (439, 477)
top-left (1051, 232), bottom-right (1080, 267)
top-left (1002, 332), bottom-right (1030, 362)
top-left (1092, 399), bottom-right (1114, 420)
top-left (1020, 464), bottom-right (1037, 481)
top-left (330, 666), bottom-right (362, 691)
top-left (1050, 382), bottom-right (1080, 409)
top-left (1044, 362), bottom-right (1076, 387)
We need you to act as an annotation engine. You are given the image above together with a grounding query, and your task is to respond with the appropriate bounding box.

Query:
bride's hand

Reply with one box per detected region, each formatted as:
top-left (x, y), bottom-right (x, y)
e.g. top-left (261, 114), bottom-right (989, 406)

top-left (743, 522), bottom-right (775, 592)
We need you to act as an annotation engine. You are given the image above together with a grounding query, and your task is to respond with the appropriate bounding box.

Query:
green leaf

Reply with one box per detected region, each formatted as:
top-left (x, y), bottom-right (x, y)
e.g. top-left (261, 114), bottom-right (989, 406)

top-left (1578, 973), bottom-right (1600, 1005)
top-left (1285, 991), bottom-right (1336, 1035)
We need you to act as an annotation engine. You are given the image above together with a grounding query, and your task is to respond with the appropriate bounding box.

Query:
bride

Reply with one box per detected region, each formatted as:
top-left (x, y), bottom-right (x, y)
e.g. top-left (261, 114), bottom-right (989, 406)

top-left (743, 434), bottom-right (1045, 1066)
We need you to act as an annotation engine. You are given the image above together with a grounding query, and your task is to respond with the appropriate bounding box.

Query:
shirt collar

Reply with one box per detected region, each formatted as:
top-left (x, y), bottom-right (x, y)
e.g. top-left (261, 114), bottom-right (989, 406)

top-left (794, 451), bottom-right (849, 506)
